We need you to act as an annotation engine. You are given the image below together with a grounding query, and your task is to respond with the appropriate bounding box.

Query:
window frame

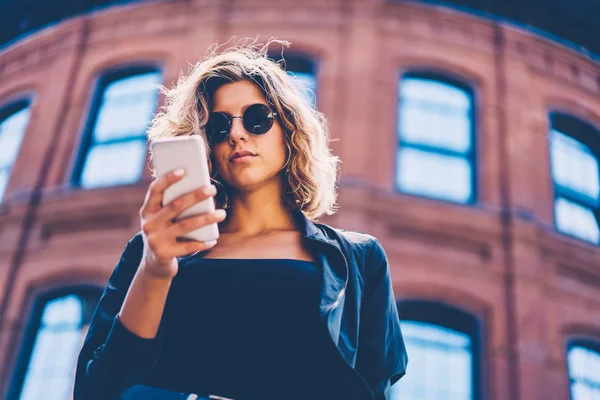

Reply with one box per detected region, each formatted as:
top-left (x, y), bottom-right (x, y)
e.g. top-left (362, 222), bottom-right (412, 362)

top-left (396, 72), bottom-right (477, 205)
top-left (8, 285), bottom-right (103, 400)
top-left (71, 65), bottom-right (161, 188)
top-left (396, 299), bottom-right (483, 400)
top-left (548, 112), bottom-right (600, 243)
top-left (566, 338), bottom-right (600, 400)
top-left (0, 98), bottom-right (32, 203)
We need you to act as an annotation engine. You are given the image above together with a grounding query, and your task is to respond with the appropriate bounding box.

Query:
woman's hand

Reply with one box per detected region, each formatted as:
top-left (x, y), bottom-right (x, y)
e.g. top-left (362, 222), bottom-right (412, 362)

top-left (138, 169), bottom-right (226, 280)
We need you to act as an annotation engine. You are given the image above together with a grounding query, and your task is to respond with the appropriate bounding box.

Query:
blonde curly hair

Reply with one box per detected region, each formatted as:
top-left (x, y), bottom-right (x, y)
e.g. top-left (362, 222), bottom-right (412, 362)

top-left (147, 39), bottom-right (339, 220)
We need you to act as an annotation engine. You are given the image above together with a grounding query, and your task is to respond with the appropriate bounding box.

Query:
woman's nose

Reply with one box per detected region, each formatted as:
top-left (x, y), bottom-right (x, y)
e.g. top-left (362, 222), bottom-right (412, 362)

top-left (228, 117), bottom-right (249, 143)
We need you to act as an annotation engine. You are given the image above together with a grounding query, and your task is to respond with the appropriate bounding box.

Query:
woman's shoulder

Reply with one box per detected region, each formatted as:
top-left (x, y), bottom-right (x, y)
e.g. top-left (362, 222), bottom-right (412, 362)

top-left (318, 223), bottom-right (377, 245)
top-left (312, 223), bottom-right (386, 266)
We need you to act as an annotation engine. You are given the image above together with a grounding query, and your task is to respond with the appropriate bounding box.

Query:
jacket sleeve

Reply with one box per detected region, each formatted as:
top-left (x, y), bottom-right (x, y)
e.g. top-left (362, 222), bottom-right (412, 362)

top-left (355, 238), bottom-right (408, 400)
top-left (73, 233), bottom-right (162, 400)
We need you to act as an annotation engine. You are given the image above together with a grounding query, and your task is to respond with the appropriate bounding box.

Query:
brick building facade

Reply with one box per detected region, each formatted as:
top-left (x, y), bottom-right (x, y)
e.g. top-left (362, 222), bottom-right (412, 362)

top-left (0, 0), bottom-right (599, 399)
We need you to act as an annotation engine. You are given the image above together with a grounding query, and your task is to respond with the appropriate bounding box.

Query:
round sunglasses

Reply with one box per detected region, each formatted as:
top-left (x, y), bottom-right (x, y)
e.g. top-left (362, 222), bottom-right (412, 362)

top-left (205, 103), bottom-right (278, 145)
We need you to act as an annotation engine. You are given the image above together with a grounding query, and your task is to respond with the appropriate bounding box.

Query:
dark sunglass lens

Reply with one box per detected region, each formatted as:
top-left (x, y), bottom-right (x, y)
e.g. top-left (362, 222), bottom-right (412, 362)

top-left (205, 113), bottom-right (230, 144)
top-left (243, 104), bottom-right (274, 135)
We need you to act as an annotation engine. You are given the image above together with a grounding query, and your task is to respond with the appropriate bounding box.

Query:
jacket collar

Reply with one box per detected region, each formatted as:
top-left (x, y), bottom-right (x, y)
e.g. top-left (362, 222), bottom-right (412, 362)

top-left (292, 210), bottom-right (322, 239)
top-left (293, 210), bottom-right (348, 311)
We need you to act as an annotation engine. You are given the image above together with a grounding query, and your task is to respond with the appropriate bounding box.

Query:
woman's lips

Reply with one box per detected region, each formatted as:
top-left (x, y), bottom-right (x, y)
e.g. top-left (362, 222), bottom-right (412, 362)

top-left (230, 155), bottom-right (257, 163)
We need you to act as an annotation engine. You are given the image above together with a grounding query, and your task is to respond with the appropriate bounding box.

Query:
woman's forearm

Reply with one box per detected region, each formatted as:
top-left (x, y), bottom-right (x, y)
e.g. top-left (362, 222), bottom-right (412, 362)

top-left (118, 262), bottom-right (173, 339)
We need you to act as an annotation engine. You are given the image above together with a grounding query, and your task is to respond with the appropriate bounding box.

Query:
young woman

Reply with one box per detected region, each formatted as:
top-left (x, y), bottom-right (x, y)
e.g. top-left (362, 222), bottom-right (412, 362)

top-left (74, 41), bottom-right (407, 400)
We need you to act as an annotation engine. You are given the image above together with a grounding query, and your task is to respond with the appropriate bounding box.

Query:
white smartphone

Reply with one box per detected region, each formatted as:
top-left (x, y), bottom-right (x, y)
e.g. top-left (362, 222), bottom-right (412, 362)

top-left (150, 135), bottom-right (219, 243)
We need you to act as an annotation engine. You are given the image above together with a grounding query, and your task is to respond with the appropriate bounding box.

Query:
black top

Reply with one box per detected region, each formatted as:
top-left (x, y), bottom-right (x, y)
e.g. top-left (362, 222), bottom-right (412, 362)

top-left (76, 220), bottom-right (408, 400)
top-left (145, 257), bottom-right (323, 400)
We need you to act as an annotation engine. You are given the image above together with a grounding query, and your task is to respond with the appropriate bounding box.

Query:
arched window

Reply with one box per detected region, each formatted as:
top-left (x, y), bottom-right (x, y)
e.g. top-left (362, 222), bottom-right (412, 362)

top-left (271, 53), bottom-right (317, 106)
top-left (567, 341), bottom-right (600, 399)
top-left (0, 100), bottom-right (31, 203)
top-left (10, 287), bottom-right (102, 400)
top-left (397, 74), bottom-right (476, 204)
top-left (549, 113), bottom-right (600, 244)
top-left (73, 67), bottom-right (162, 189)
top-left (391, 300), bottom-right (481, 400)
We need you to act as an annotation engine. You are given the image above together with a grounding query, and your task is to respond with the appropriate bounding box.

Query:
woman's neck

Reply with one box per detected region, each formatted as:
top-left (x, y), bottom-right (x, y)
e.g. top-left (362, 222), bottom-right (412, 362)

top-left (220, 184), bottom-right (296, 236)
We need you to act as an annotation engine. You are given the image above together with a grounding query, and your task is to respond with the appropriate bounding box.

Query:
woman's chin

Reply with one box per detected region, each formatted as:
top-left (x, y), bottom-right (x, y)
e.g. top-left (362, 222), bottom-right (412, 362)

top-left (227, 175), bottom-right (265, 192)
top-left (227, 173), bottom-right (280, 193)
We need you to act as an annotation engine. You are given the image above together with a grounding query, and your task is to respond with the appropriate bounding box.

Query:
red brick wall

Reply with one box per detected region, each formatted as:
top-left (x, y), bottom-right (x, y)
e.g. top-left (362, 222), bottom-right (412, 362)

top-left (0, 0), bottom-right (599, 398)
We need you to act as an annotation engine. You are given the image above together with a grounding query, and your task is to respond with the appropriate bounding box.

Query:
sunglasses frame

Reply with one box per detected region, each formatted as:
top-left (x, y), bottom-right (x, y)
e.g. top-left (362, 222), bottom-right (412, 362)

top-left (205, 103), bottom-right (278, 145)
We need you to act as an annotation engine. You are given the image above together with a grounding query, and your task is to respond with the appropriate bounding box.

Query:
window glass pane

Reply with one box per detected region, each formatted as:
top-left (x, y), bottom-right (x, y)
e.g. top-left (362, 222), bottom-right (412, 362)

top-left (551, 130), bottom-right (599, 203)
top-left (402, 79), bottom-right (471, 108)
top-left (93, 71), bottom-right (161, 142)
top-left (18, 371), bottom-right (42, 400)
top-left (42, 295), bottom-right (82, 326)
top-left (555, 197), bottom-right (600, 244)
top-left (0, 105), bottom-right (31, 202)
top-left (0, 169), bottom-right (9, 203)
top-left (568, 346), bottom-right (586, 379)
top-left (287, 71), bottom-right (316, 106)
top-left (571, 383), bottom-right (593, 400)
top-left (399, 78), bottom-right (472, 153)
top-left (42, 376), bottom-right (72, 400)
top-left (80, 139), bottom-right (147, 189)
top-left (390, 321), bottom-right (472, 400)
top-left (19, 295), bottom-right (83, 400)
top-left (396, 147), bottom-right (472, 203)
top-left (568, 345), bottom-right (600, 400)
top-left (0, 107), bottom-right (30, 167)
top-left (593, 352), bottom-right (600, 382)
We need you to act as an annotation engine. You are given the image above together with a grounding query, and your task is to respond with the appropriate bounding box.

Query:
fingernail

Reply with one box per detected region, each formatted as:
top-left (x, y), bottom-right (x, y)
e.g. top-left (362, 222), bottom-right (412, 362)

top-left (174, 168), bottom-right (185, 176)
top-left (204, 185), bottom-right (217, 195)
top-left (214, 209), bottom-right (226, 219)
top-left (204, 240), bottom-right (217, 247)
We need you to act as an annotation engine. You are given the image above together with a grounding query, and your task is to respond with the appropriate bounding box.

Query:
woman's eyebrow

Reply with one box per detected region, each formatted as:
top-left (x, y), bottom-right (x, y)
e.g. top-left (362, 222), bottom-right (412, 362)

top-left (240, 102), bottom-right (268, 113)
top-left (210, 109), bottom-right (231, 116)
top-left (213, 102), bottom-right (269, 115)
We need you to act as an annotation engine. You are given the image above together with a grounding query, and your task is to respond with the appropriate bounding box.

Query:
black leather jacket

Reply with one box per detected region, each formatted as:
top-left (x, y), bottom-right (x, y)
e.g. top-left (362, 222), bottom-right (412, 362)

top-left (74, 211), bottom-right (407, 400)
